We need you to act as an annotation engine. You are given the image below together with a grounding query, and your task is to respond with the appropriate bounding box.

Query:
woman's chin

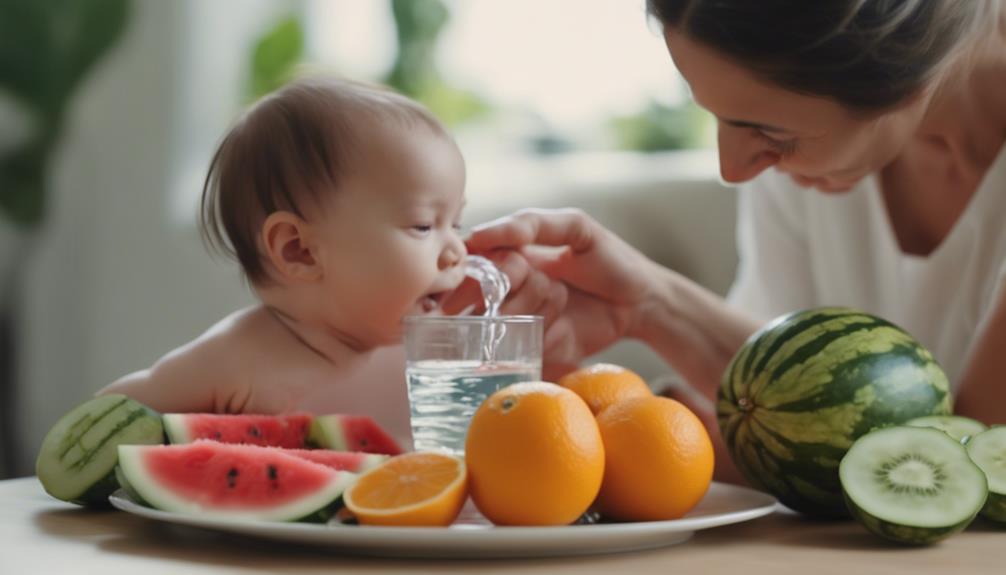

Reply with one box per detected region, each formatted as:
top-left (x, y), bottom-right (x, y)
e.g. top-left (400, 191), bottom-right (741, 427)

top-left (788, 174), bottom-right (859, 194)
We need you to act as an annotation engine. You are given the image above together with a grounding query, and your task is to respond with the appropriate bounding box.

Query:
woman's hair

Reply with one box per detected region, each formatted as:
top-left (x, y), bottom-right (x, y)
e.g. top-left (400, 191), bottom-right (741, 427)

top-left (647, 0), bottom-right (1001, 112)
top-left (199, 77), bottom-right (446, 284)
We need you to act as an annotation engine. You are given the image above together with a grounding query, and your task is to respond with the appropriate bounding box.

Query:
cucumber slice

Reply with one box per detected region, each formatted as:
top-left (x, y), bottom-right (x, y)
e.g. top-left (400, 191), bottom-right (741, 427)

top-left (840, 426), bottom-right (987, 545)
top-left (36, 394), bottom-right (164, 506)
top-left (905, 415), bottom-right (988, 443)
top-left (965, 426), bottom-right (1006, 523)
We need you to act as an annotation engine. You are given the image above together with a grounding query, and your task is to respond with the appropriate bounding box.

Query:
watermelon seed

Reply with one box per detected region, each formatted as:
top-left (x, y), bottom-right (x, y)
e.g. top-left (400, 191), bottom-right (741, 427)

top-left (249, 426), bottom-right (261, 438)
top-left (267, 465), bottom-right (278, 481)
top-left (212, 431), bottom-right (222, 440)
top-left (227, 467), bottom-right (239, 488)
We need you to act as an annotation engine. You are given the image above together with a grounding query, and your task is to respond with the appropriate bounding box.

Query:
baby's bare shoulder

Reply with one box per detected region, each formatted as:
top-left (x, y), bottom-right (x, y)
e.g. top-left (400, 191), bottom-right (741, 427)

top-left (98, 306), bottom-right (277, 412)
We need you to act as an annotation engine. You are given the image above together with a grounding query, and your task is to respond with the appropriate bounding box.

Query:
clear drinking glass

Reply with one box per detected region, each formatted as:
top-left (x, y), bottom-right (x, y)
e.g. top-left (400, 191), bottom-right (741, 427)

top-left (403, 315), bottom-right (543, 455)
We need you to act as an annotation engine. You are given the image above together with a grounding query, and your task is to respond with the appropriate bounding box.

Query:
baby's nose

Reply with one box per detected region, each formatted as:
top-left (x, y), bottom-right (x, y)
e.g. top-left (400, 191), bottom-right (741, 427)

top-left (438, 237), bottom-right (467, 270)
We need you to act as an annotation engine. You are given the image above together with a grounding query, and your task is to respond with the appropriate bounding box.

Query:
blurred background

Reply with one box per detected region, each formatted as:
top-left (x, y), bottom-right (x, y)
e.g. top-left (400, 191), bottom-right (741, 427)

top-left (0, 0), bottom-right (736, 478)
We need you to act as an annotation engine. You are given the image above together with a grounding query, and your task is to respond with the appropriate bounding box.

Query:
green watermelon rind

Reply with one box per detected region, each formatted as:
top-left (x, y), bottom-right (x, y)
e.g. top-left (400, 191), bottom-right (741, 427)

top-left (116, 444), bottom-right (357, 522)
top-left (36, 394), bottom-right (164, 505)
top-left (979, 492), bottom-right (1006, 524)
top-left (965, 426), bottom-right (1006, 524)
top-left (905, 415), bottom-right (988, 443)
top-left (307, 415), bottom-right (348, 450)
top-left (162, 413), bottom-right (194, 444)
top-left (717, 307), bottom-right (953, 517)
top-left (844, 492), bottom-right (978, 545)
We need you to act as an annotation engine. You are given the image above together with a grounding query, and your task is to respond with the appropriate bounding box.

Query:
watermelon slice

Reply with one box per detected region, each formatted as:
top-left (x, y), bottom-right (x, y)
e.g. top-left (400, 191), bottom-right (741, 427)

top-left (163, 413), bottom-right (312, 448)
top-left (309, 414), bottom-right (403, 455)
top-left (36, 394), bottom-right (164, 506)
top-left (117, 442), bottom-right (356, 522)
top-left (281, 448), bottom-right (388, 473)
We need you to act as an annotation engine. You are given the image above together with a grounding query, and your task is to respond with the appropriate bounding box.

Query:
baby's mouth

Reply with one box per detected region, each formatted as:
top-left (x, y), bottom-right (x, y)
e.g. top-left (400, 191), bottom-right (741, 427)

top-left (420, 291), bottom-right (448, 313)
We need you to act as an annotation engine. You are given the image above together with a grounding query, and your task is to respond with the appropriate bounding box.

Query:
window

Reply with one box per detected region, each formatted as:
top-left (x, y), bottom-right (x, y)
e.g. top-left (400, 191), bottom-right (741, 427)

top-left (305, 0), bottom-right (712, 157)
top-left (170, 0), bottom-right (716, 223)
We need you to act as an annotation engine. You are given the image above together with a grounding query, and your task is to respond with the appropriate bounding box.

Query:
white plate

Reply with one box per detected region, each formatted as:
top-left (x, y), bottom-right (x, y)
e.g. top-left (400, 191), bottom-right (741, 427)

top-left (109, 483), bottom-right (777, 559)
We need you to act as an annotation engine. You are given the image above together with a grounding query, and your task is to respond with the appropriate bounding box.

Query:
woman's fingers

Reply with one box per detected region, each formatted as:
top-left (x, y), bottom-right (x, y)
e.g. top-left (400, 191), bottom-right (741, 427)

top-left (466, 208), bottom-right (597, 253)
top-left (499, 269), bottom-right (568, 328)
top-left (440, 249), bottom-right (564, 321)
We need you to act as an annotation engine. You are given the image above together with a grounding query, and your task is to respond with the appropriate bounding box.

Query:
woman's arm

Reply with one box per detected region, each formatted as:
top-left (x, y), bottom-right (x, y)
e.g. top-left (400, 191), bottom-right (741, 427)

top-left (631, 262), bottom-right (761, 401)
top-left (466, 208), bottom-right (760, 398)
top-left (951, 285), bottom-right (1006, 424)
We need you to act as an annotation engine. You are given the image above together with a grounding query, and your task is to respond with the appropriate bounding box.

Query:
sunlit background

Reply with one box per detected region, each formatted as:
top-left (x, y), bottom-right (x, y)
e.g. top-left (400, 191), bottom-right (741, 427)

top-left (0, 0), bottom-right (733, 478)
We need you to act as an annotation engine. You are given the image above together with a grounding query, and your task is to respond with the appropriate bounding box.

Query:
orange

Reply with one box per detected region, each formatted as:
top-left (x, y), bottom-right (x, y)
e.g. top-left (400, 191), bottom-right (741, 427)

top-left (343, 451), bottom-right (467, 526)
top-left (558, 363), bottom-right (652, 415)
top-left (595, 395), bottom-right (714, 522)
top-left (464, 381), bottom-right (605, 526)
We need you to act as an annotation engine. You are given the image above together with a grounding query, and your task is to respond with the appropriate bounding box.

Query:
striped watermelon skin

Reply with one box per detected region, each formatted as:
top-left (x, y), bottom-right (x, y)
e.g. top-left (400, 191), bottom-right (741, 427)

top-left (717, 307), bottom-right (952, 517)
top-left (36, 394), bottom-right (164, 506)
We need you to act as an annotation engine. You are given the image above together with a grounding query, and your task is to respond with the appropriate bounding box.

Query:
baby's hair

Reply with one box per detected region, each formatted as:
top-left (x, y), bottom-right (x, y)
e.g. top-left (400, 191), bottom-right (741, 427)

top-left (199, 76), bottom-right (448, 284)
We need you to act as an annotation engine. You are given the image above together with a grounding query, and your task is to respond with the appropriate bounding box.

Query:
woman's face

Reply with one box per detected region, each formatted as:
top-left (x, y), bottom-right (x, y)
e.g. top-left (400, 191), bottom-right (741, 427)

top-left (665, 29), bottom-right (932, 192)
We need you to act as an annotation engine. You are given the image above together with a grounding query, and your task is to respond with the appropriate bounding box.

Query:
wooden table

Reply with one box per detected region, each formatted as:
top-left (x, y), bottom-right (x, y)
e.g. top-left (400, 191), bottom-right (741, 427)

top-left (3, 477), bottom-right (1002, 574)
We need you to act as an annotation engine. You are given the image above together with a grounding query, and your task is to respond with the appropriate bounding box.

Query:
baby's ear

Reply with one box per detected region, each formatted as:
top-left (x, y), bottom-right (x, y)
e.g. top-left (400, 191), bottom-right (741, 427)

top-left (261, 211), bottom-right (323, 283)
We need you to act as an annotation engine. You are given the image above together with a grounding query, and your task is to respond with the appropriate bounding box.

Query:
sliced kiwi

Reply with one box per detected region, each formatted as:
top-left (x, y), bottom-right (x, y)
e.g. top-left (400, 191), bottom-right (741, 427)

top-left (905, 415), bottom-right (988, 443)
top-left (840, 426), bottom-right (987, 545)
top-left (965, 426), bottom-right (1006, 523)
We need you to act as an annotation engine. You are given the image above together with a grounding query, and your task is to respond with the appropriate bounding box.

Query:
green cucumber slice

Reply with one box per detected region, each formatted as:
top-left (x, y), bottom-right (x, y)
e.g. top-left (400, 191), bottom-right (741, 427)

top-left (965, 426), bottom-right (1006, 523)
top-left (36, 394), bottom-right (164, 506)
top-left (905, 415), bottom-right (988, 443)
top-left (840, 426), bottom-right (987, 545)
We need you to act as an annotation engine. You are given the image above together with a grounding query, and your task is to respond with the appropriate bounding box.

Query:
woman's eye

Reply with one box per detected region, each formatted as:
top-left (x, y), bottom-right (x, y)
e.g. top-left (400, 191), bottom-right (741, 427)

top-left (757, 131), bottom-right (799, 156)
top-left (452, 223), bottom-right (463, 232)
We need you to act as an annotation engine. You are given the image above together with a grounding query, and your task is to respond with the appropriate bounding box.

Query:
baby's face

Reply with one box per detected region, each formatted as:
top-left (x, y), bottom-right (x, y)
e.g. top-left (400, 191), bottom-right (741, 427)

top-left (312, 125), bottom-right (469, 346)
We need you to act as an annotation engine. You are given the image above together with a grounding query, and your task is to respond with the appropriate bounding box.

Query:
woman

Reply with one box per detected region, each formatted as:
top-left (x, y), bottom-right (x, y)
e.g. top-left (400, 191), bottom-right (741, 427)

top-left (462, 0), bottom-right (1006, 481)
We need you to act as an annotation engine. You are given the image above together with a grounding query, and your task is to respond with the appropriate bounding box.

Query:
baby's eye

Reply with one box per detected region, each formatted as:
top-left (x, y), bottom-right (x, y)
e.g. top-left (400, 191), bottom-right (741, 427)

top-left (412, 225), bottom-right (433, 234)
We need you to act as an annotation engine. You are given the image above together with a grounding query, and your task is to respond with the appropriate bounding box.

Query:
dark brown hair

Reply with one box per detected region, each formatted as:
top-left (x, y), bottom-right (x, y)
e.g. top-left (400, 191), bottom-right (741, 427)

top-left (199, 77), bottom-right (447, 284)
top-left (647, 0), bottom-right (999, 112)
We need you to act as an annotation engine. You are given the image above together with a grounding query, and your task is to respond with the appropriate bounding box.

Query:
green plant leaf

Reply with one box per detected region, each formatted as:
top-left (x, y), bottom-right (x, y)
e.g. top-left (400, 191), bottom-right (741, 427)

top-left (249, 16), bottom-right (303, 100)
top-left (0, 0), bottom-right (130, 228)
top-left (610, 100), bottom-right (712, 152)
top-left (385, 0), bottom-right (448, 97)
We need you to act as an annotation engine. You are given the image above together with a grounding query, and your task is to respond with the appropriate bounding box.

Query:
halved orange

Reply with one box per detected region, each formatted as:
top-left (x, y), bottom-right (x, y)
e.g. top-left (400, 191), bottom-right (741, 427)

top-left (343, 451), bottom-right (468, 526)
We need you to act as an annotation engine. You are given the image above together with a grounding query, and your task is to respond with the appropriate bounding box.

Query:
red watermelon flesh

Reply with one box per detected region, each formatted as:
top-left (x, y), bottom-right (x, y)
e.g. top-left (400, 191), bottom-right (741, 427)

top-left (282, 448), bottom-right (387, 472)
top-left (163, 413), bottom-right (312, 448)
top-left (117, 442), bottom-right (356, 521)
top-left (308, 414), bottom-right (403, 455)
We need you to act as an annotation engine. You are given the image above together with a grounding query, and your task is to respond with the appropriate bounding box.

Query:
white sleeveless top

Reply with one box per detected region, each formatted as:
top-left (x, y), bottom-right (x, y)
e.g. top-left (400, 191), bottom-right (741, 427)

top-left (727, 145), bottom-right (1006, 389)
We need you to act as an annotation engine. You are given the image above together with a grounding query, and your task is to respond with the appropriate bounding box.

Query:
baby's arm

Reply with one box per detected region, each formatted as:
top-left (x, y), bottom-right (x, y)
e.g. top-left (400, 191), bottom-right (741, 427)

top-left (97, 306), bottom-right (318, 415)
top-left (97, 341), bottom-right (221, 413)
top-left (97, 308), bottom-right (264, 413)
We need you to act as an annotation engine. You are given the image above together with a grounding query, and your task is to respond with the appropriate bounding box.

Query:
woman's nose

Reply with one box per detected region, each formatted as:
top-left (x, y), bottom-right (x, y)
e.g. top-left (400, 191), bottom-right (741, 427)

top-left (717, 124), bottom-right (780, 184)
top-left (438, 234), bottom-right (467, 270)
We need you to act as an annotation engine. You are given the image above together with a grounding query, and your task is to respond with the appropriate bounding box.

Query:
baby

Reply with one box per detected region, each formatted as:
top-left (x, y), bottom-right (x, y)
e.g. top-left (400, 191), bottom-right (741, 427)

top-left (99, 77), bottom-right (471, 443)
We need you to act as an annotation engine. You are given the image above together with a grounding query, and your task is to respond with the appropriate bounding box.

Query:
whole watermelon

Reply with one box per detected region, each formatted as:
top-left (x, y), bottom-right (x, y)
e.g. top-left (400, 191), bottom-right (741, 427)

top-left (717, 307), bottom-right (952, 517)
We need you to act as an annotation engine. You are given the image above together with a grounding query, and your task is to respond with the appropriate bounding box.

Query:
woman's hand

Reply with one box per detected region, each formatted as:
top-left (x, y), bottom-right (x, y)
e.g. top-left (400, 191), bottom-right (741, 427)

top-left (460, 208), bottom-right (664, 378)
